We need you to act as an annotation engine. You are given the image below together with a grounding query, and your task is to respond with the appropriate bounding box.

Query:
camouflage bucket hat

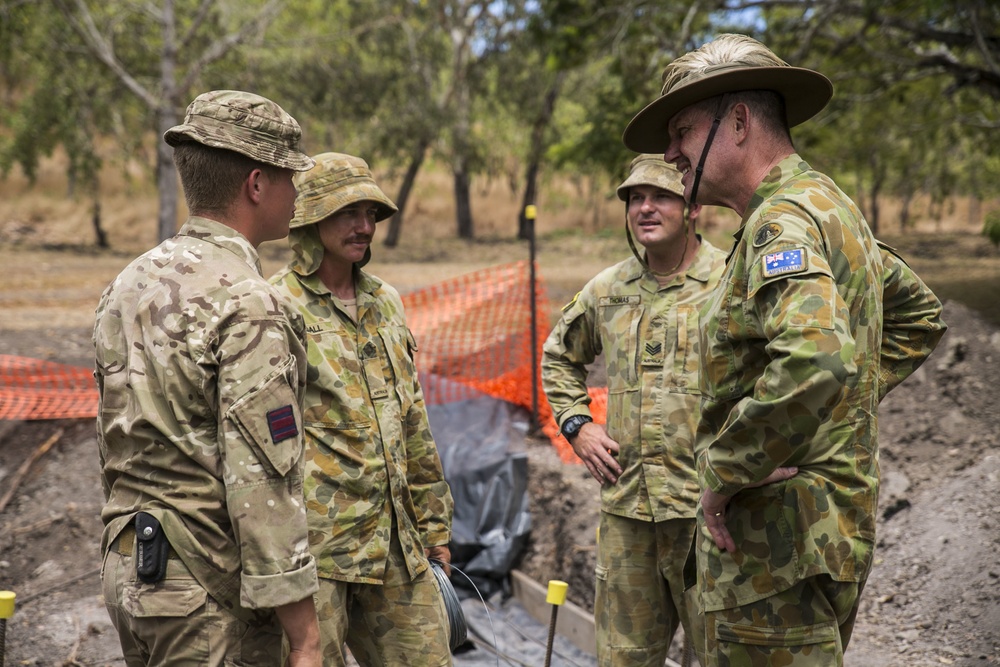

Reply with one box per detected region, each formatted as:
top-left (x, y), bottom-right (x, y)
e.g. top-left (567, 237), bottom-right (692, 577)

top-left (616, 154), bottom-right (685, 201)
top-left (290, 152), bottom-right (398, 229)
top-left (622, 33), bottom-right (833, 153)
top-left (164, 90), bottom-right (314, 171)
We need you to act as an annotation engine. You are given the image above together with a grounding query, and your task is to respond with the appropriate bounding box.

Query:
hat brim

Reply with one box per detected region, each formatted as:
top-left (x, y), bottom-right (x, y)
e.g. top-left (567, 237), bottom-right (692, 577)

top-left (164, 124), bottom-right (315, 172)
top-left (289, 184), bottom-right (398, 229)
top-left (622, 67), bottom-right (833, 153)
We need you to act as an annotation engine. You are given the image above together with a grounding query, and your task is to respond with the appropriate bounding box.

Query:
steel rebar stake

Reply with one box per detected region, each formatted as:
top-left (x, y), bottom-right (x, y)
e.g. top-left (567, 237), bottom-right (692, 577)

top-left (0, 590), bottom-right (16, 667)
top-left (543, 580), bottom-right (568, 667)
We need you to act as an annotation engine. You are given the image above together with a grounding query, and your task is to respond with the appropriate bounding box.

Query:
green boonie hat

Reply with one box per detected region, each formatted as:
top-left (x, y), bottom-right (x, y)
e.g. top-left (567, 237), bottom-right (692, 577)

top-left (290, 152), bottom-right (398, 229)
top-left (616, 154), bottom-right (685, 201)
top-left (164, 90), bottom-right (314, 171)
top-left (622, 33), bottom-right (833, 153)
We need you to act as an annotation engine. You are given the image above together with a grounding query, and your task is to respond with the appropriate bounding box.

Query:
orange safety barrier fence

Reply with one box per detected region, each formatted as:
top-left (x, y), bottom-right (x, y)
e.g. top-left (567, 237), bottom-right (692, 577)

top-left (0, 355), bottom-right (99, 421)
top-left (0, 261), bottom-right (604, 463)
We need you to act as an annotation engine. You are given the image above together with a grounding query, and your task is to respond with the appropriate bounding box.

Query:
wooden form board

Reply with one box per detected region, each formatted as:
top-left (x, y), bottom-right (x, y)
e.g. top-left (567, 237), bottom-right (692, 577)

top-left (508, 569), bottom-right (685, 667)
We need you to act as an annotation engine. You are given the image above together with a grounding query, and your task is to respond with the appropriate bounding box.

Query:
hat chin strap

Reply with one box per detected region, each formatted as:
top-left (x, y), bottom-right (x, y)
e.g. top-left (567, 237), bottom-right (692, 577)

top-left (688, 94), bottom-right (728, 207)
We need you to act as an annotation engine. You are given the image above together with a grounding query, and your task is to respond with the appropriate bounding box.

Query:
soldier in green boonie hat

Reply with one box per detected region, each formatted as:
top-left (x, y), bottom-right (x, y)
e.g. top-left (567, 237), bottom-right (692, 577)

top-left (269, 152), bottom-right (455, 666)
top-left (542, 153), bottom-right (727, 666)
top-left (621, 34), bottom-right (946, 667)
top-left (95, 89), bottom-right (322, 667)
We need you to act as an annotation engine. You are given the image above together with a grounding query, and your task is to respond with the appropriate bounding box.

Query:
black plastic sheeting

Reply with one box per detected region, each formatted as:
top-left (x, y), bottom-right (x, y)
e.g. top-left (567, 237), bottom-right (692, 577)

top-left (425, 374), bottom-right (533, 601)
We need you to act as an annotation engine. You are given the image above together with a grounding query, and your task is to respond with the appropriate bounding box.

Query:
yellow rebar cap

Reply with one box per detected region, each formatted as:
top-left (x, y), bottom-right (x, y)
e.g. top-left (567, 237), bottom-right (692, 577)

top-left (0, 591), bottom-right (15, 619)
top-left (546, 580), bottom-right (568, 606)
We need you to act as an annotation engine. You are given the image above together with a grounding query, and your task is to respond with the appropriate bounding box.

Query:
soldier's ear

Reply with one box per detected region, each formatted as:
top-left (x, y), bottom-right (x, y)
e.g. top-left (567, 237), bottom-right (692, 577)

top-left (246, 169), bottom-right (266, 204)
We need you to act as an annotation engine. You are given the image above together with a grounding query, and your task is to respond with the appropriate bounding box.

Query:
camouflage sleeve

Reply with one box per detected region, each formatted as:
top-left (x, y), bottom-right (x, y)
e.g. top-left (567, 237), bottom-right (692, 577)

top-left (401, 326), bottom-right (454, 548)
top-left (215, 313), bottom-right (318, 610)
top-left (877, 241), bottom-right (947, 401)
top-left (703, 213), bottom-right (856, 496)
top-left (541, 285), bottom-right (600, 426)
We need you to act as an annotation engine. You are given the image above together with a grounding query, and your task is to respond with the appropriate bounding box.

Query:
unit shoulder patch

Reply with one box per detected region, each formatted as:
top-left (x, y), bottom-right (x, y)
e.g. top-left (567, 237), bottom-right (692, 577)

top-left (753, 222), bottom-right (784, 248)
top-left (266, 404), bottom-right (299, 444)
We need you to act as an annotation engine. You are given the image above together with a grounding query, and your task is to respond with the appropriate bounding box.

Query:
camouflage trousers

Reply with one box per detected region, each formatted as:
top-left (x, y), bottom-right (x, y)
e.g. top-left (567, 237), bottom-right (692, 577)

top-left (703, 574), bottom-right (862, 667)
top-left (102, 547), bottom-right (282, 666)
top-left (595, 512), bottom-right (704, 667)
top-left (314, 528), bottom-right (452, 667)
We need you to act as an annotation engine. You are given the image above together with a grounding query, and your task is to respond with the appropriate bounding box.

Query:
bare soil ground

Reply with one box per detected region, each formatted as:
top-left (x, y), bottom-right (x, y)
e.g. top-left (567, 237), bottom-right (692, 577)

top-left (1, 213), bottom-right (999, 665)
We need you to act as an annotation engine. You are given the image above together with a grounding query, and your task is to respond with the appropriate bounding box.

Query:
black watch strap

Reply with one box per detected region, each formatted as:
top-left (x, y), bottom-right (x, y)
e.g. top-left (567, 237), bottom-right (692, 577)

top-left (561, 415), bottom-right (593, 440)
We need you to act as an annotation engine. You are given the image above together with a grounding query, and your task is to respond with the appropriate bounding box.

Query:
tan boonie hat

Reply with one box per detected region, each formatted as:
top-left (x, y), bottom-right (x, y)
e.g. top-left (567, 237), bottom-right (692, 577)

top-left (290, 152), bottom-right (398, 229)
top-left (164, 90), bottom-right (314, 171)
top-left (616, 154), bottom-right (685, 201)
top-left (622, 33), bottom-right (833, 153)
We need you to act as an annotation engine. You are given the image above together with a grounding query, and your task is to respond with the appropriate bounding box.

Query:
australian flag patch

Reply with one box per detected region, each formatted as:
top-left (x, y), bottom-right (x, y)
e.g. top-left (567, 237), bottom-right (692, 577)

top-left (266, 405), bottom-right (298, 443)
top-left (762, 248), bottom-right (806, 278)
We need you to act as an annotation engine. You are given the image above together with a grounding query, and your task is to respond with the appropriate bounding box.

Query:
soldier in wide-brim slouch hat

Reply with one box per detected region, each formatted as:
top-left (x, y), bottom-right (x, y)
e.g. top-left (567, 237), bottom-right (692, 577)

top-left (621, 34), bottom-right (947, 666)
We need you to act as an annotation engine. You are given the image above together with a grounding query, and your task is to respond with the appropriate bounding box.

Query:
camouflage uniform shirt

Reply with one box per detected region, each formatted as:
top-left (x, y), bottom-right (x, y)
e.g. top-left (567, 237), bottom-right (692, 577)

top-left (696, 154), bottom-right (887, 612)
top-left (877, 241), bottom-right (947, 400)
top-left (542, 239), bottom-right (727, 520)
top-left (270, 228), bottom-right (453, 584)
top-left (93, 216), bottom-right (318, 614)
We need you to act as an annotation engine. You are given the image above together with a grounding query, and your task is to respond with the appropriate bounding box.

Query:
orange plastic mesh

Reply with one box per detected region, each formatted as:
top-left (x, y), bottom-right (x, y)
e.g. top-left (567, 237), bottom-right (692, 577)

top-left (0, 355), bottom-right (99, 421)
top-left (0, 261), bottom-right (603, 463)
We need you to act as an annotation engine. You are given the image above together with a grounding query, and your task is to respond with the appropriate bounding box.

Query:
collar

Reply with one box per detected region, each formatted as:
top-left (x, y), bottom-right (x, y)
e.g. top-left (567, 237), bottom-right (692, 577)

top-left (622, 236), bottom-right (718, 290)
top-left (177, 216), bottom-right (262, 275)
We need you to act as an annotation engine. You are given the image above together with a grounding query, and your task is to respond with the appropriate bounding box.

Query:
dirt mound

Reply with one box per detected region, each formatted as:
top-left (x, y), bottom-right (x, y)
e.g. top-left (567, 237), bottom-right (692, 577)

top-left (0, 303), bottom-right (998, 666)
top-left (517, 300), bottom-right (1000, 667)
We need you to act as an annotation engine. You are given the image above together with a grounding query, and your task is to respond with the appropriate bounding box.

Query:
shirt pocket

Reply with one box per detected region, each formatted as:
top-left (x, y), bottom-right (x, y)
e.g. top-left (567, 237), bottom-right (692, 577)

top-left (668, 304), bottom-right (701, 394)
top-left (378, 325), bottom-right (417, 415)
top-left (229, 359), bottom-right (303, 478)
top-left (598, 298), bottom-right (644, 390)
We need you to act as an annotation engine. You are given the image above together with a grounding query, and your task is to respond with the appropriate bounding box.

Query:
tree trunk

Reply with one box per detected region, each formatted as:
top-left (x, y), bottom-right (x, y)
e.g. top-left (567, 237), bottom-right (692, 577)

top-left (384, 140), bottom-right (429, 248)
top-left (92, 197), bottom-right (108, 248)
top-left (454, 161), bottom-right (473, 239)
top-left (868, 154), bottom-right (882, 235)
top-left (157, 108), bottom-right (180, 242)
top-left (518, 73), bottom-right (565, 240)
top-left (899, 188), bottom-right (913, 230)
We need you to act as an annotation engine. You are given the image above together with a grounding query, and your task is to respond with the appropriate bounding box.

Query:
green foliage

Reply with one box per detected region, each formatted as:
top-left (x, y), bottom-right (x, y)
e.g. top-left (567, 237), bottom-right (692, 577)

top-left (983, 211), bottom-right (1000, 249)
top-left (3, 0), bottom-right (1000, 241)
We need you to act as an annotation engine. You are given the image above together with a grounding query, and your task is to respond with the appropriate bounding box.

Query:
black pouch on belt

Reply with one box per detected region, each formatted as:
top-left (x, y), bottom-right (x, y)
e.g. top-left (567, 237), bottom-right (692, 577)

top-left (135, 512), bottom-right (169, 584)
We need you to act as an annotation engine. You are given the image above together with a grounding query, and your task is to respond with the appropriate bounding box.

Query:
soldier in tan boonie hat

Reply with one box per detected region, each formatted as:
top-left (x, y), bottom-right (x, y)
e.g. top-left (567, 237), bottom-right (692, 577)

top-left (290, 152), bottom-right (397, 229)
top-left (541, 150), bottom-right (727, 667)
top-left (165, 89), bottom-right (314, 171)
top-left (96, 88), bottom-right (322, 667)
top-left (269, 155), bottom-right (455, 665)
top-left (615, 153), bottom-right (700, 276)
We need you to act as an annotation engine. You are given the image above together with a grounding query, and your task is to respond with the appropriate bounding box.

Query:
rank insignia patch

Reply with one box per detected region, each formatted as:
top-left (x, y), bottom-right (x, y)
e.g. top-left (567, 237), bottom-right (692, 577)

top-left (763, 248), bottom-right (806, 278)
top-left (267, 405), bottom-right (298, 443)
top-left (753, 222), bottom-right (783, 247)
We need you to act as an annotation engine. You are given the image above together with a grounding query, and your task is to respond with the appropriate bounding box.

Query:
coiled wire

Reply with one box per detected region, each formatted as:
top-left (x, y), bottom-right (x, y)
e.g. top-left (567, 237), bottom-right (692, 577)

top-left (430, 560), bottom-right (468, 651)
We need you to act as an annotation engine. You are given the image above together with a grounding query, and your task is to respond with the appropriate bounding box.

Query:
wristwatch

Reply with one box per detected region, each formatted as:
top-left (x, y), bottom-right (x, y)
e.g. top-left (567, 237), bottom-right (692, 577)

top-left (561, 415), bottom-right (593, 441)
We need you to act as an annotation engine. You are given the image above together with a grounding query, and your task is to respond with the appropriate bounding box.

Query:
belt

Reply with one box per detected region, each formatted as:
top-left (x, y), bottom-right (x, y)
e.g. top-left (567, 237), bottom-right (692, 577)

top-left (112, 524), bottom-right (180, 560)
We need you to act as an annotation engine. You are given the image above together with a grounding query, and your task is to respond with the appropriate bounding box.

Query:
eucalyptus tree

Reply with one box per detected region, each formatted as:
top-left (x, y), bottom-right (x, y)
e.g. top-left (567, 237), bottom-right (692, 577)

top-left (47, 0), bottom-right (287, 243)
top-left (0, 0), bottom-right (134, 246)
top-left (258, 0), bottom-right (452, 247)
top-left (737, 0), bottom-right (1000, 228)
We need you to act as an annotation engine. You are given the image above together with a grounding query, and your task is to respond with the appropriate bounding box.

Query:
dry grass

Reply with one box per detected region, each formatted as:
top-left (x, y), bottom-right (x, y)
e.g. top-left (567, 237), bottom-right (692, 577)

top-left (2, 148), bottom-right (998, 332)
